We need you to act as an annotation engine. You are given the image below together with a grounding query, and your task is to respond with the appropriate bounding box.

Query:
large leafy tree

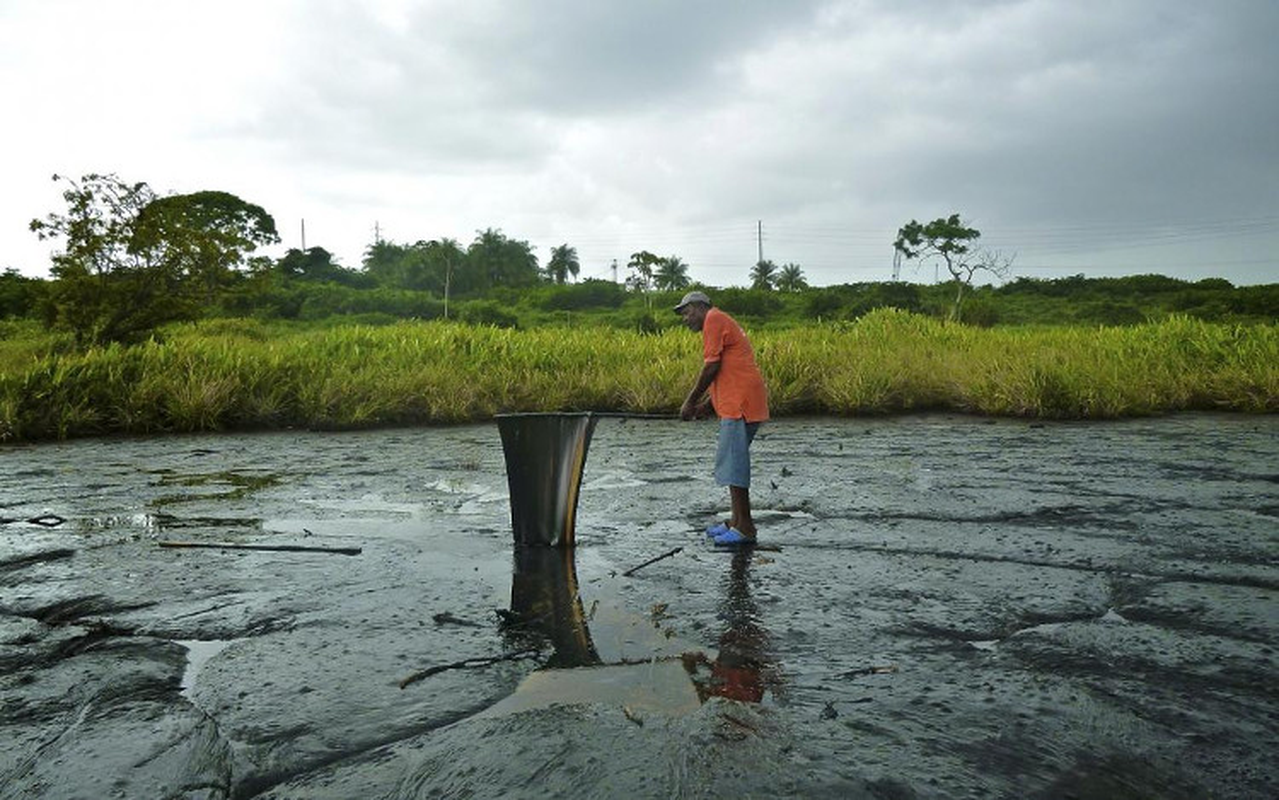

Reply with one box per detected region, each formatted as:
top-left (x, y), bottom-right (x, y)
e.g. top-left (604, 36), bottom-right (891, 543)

top-left (545, 244), bottom-right (580, 284)
top-left (654, 255), bottom-right (691, 291)
top-left (893, 213), bottom-right (1012, 321)
top-left (29, 173), bottom-right (279, 345)
top-left (134, 190), bottom-right (278, 302)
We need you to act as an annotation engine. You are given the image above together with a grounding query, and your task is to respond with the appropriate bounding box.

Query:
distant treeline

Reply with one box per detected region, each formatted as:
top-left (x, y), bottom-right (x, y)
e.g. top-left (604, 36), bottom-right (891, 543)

top-left (1, 266), bottom-right (1275, 332)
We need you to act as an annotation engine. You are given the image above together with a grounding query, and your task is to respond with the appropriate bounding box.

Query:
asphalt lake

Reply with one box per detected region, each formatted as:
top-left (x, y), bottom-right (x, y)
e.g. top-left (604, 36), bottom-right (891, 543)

top-left (1, 414), bottom-right (1276, 799)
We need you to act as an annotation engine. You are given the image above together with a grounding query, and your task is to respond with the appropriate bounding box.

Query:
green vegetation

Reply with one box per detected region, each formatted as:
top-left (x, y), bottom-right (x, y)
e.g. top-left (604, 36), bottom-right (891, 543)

top-left (2, 310), bottom-right (1274, 443)
top-left (4, 173), bottom-right (1274, 443)
top-left (29, 174), bottom-right (279, 346)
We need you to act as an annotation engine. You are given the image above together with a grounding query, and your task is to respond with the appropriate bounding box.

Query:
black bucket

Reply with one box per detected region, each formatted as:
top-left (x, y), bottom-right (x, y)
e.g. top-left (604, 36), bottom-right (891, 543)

top-left (496, 412), bottom-right (599, 547)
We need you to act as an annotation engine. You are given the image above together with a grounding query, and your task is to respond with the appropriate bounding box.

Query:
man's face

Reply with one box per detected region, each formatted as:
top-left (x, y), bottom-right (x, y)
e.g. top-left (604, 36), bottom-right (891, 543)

top-left (679, 304), bottom-right (708, 331)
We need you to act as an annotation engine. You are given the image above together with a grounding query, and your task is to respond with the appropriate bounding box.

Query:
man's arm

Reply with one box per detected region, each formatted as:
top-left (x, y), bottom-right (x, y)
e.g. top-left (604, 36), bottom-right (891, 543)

top-left (681, 360), bottom-right (720, 420)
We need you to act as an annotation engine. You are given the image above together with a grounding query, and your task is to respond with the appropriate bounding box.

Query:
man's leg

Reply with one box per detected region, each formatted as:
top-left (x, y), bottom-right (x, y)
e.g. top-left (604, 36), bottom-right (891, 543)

top-left (715, 419), bottom-right (761, 540)
top-left (730, 485), bottom-right (756, 540)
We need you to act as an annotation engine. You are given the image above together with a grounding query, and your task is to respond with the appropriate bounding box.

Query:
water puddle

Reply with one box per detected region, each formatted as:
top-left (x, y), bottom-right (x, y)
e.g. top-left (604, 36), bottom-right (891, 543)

top-left (176, 639), bottom-right (236, 697)
top-left (479, 660), bottom-right (700, 719)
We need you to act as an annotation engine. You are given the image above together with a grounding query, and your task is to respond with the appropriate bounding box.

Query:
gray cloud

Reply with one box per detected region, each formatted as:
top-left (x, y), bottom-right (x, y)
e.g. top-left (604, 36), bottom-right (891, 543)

top-left (12, 0), bottom-right (1270, 283)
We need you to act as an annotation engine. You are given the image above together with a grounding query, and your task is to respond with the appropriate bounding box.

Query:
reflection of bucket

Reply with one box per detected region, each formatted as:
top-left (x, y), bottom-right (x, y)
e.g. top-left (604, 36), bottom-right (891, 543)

top-left (496, 413), bottom-right (598, 547)
top-left (505, 546), bottom-right (599, 667)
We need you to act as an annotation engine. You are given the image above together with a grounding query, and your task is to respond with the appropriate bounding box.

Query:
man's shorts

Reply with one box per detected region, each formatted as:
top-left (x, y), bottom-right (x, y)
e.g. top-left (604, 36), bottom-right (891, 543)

top-left (714, 418), bottom-right (761, 488)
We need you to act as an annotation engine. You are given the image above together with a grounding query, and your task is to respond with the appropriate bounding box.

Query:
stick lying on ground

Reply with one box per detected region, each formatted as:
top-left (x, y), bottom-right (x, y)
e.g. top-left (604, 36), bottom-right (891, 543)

top-left (622, 546), bottom-right (683, 577)
top-left (157, 541), bottom-right (362, 556)
top-left (400, 647), bottom-right (541, 689)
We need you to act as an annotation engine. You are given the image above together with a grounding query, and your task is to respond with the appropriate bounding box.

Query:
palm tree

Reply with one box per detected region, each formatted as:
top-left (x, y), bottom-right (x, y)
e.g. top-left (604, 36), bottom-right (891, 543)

top-left (750, 259), bottom-right (777, 291)
top-left (776, 262), bottom-right (808, 292)
top-left (546, 244), bottom-right (580, 284)
top-left (654, 255), bottom-right (691, 291)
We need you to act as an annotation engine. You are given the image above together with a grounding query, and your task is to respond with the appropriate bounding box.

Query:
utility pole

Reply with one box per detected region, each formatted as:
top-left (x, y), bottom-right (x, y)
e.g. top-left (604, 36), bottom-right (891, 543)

top-left (300, 219), bottom-right (307, 251)
top-left (611, 259), bottom-right (618, 284)
top-left (374, 220), bottom-right (382, 244)
top-left (757, 220), bottom-right (763, 265)
top-left (892, 248), bottom-right (901, 282)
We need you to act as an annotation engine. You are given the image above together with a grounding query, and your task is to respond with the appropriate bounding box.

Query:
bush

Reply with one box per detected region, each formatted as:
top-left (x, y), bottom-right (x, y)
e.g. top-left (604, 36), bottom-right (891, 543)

top-left (1074, 301), bottom-right (1146, 327)
top-left (538, 280), bottom-right (628, 311)
top-left (714, 288), bottom-right (783, 319)
top-left (456, 300), bottom-right (519, 328)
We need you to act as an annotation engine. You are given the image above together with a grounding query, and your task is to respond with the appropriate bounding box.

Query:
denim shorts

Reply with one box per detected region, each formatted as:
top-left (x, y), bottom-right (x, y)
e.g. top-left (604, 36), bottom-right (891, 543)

top-left (714, 418), bottom-right (761, 488)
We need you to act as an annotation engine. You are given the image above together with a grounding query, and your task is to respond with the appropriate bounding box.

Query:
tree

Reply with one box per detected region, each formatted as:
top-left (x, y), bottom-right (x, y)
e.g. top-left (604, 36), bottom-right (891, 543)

top-left (776, 263), bottom-right (808, 292)
top-left (362, 237), bottom-right (462, 297)
top-left (29, 173), bottom-right (278, 345)
top-left (545, 244), bottom-right (580, 284)
top-left (750, 259), bottom-right (778, 291)
top-left (654, 255), bottom-right (691, 291)
top-left (465, 228), bottom-right (539, 291)
top-left (133, 190), bottom-right (279, 302)
top-left (275, 246), bottom-right (358, 284)
top-left (0, 268), bottom-right (44, 319)
top-left (893, 213), bottom-right (1013, 321)
top-left (625, 250), bottom-right (661, 293)
top-left (428, 238), bottom-right (463, 318)
top-left (362, 240), bottom-right (409, 286)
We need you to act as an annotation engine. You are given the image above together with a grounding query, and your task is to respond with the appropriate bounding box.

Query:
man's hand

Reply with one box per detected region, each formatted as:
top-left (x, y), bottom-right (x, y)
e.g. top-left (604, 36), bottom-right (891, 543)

top-left (682, 361), bottom-right (720, 421)
top-left (680, 396), bottom-right (713, 420)
top-left (680, 397), bottom-right (698, 421)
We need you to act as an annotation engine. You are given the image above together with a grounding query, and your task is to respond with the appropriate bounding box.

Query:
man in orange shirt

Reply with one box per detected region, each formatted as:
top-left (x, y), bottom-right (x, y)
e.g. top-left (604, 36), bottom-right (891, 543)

top-left (675, 291), bottom-right (770, 545)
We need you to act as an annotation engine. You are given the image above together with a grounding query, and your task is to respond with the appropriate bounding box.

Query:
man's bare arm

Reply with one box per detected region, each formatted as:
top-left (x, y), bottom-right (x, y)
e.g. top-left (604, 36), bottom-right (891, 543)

top-left (681, 360), bottom-right (720, 420)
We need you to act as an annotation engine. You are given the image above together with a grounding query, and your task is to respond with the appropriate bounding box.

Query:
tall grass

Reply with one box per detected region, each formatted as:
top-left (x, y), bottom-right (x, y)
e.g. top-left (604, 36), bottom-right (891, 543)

top-left (1, 310), bottom-right (1274, 442)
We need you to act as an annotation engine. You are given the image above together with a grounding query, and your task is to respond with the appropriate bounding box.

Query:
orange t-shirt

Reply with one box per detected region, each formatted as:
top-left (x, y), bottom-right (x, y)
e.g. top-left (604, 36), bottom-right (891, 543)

top-left (702, 307), bottom-right (769, 423)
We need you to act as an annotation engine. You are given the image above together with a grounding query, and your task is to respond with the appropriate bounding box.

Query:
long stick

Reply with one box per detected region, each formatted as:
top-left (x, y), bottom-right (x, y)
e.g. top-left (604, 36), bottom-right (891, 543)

top-left (622, 546), bottom-right (683, 577)
top-left (590, 412), bottom-right (680, 420)
top-left (158, 541), bottom-right (362, 556)
top-left (400, 647), bottom-right (541, 689)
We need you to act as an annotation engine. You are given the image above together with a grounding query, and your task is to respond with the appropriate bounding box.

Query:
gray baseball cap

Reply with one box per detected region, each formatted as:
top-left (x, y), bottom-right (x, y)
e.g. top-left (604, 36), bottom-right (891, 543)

top-left (673, 291), bottom-right (711, 312)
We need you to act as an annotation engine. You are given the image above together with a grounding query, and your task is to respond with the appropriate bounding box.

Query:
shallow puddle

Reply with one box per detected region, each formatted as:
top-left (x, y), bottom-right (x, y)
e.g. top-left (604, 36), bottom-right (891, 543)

top-left (176, 638), bottom-right (236, 697)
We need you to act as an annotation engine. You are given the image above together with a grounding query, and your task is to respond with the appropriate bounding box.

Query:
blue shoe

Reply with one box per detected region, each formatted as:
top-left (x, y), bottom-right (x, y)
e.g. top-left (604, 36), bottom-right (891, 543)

top-left (712, 528), bottom-right (756, 547)
top-left (706, 522), bottom-right (730, 537)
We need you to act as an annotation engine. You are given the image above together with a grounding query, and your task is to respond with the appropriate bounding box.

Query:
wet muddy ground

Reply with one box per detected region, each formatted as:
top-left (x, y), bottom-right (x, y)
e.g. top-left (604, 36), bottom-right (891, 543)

top-left (1, 414), bottom-right (1276, 799)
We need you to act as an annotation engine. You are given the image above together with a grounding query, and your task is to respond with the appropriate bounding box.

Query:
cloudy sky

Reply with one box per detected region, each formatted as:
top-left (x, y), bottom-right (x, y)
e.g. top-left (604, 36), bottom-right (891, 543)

top-left (2, 0), bottom-right (1276, 287)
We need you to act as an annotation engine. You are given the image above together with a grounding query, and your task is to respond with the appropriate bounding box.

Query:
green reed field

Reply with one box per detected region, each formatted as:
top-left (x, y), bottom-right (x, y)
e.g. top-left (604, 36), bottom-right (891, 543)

top-left (0, 309), bottom-right (1275, 443)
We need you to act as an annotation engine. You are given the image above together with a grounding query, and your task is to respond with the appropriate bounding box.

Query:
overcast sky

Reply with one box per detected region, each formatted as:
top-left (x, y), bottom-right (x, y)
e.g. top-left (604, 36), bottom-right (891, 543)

top-left (3, 0), bottom-right (1276, 287)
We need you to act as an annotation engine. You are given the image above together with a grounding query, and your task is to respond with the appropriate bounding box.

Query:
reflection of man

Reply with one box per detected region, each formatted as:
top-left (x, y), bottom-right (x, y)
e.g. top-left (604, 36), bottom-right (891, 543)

top-left (686, 550), bottom-right (778, 704)
top-left (675, 291), bottom-right (770, 546)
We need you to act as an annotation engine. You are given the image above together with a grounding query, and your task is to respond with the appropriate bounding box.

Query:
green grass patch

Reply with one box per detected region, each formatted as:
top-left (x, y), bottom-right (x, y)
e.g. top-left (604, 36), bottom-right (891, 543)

top-left (1, 310), bottom-right (1274, 443)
